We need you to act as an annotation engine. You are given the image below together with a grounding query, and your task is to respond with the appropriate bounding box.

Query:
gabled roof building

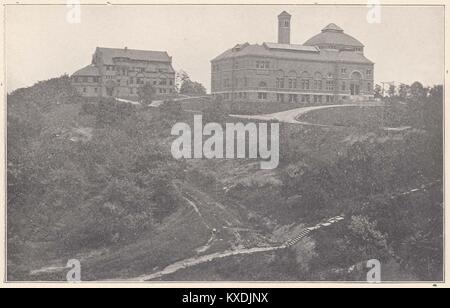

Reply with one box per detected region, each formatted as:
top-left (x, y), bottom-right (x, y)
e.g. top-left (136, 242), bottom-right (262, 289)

top-left (211, 11), bottom-right (374, 103)
top-left (72, 47), bottom-right (176, 99)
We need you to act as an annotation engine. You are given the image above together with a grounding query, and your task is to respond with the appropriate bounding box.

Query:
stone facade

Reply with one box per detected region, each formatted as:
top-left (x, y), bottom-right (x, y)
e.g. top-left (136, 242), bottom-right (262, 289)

top-left (71, 47), bottom-right (176, 100)
top-left (211, 11), bottom-right (375, 103)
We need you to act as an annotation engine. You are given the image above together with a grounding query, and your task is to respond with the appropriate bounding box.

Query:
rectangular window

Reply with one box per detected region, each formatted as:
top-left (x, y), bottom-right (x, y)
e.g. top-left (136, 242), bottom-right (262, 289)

top-left (301, 95), bottom-right (310, 103)
top-left (258, 92), bottom-right (267, 100)
top-left (302, 79), bottom-right (310, 90)
top-left (289, 94), bottom-right (298, 103)
top-left (277, 93), bottom-right (285, 103)
top-left (366, 69), bottom-right (372, 77)
top-left (341, 68), bottom-right (347, 74)
top-left (326, 80), bottom-right (335, 91)
top-left (314, 80), bottom-right (322, 90)
top-left (341, 82), bottom-right (346, 91)
top-left (257, 61), bottom-right (269, 69)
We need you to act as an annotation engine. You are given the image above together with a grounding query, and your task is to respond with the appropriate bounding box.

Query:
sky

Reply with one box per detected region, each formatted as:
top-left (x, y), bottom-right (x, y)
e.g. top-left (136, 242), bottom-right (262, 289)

top-left (5, 4), bottom-right (445, 93)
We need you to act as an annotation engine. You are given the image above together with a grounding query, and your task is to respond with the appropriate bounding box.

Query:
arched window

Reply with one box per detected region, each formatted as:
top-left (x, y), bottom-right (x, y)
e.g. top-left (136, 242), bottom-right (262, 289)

top-left (300, 71), bottom-right (311, 90)
top-left (351, 71), bottom-right (363, 80)
top-left (275, 70), bottom-right (285, 89)
top-left (314, 72), bottom-right (323, 90)
top-left (288, 70), bottom-right (298, 89)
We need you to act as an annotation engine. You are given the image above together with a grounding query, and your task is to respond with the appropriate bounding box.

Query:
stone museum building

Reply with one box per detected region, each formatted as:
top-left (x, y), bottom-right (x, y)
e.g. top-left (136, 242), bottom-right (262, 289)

top-left (211, 11), bottom-right (375, 103)
top-left (71, 47), bottom-right (176, 99)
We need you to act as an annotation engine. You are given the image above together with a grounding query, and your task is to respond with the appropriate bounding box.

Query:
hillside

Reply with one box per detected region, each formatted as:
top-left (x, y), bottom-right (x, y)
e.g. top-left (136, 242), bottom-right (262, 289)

top-left (7, 77), bottom-right (443, 281)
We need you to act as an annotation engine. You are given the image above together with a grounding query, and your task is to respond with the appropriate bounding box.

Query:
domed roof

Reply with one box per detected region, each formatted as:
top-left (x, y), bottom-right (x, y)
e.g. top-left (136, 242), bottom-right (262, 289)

top-left (304, 23), bottom-right (364, 48)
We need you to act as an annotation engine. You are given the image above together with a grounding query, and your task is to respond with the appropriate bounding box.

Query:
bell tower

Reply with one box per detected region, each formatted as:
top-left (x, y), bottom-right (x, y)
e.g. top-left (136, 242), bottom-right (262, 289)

top-left (278, 11), bottom-right (291, 44)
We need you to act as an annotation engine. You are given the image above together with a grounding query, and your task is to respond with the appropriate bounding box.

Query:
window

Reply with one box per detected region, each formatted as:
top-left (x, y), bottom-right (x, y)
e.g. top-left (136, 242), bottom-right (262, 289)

top-left (326, 96), bottom-right (333, 103)
top-left (94, 87), bottom-right (98, 93)
top-left (258, 92), bottom-right (268, 100)
top-left (276, 78), bottom-right (285, 89)
top-left (243, 77), bottom-right (248, 87)
top-left (314, 80), bottom-right (322, 90)
top-left (326, 80), bottom-right (335, 91)
top-left (367, 82), bottom-right (372, 92)
top-left (277, 93), bottom-right (285, 103)
top-left (288, 78), bottom-right (296, 89)
top-left (341, 68), bottom-right (347, 74)
top-left (314, 95), bottom-right (323, 104)
top-left (256, 61), bottom-right (270, 69)
top-left (82, 77), bottom-right (88, 83)
top-left (366, 69), bottom-right (372, 77)
top-left (83, 87), bottom-right (87, 93)
top-left (301, 79), bottom-right (310, 90)
top-left (289, 94), bottom-right (298, 103)
top-left (341, 82), bottom-right (346, 91)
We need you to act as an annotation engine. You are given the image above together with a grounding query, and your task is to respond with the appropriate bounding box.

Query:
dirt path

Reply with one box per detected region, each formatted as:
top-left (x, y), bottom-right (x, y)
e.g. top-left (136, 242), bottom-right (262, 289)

top-left (230, 102), bottom-right (384, 126)
top-left (129, 215), bottom-right (345, 281)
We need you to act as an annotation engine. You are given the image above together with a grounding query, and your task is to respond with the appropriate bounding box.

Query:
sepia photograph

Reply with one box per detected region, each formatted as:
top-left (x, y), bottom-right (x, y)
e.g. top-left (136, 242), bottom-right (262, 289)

top-left (1, 1), bottom-right (446, 288)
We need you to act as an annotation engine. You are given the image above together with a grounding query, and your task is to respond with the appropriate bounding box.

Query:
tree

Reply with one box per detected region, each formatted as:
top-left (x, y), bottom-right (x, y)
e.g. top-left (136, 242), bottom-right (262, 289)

top-left (178, 72), bottom-right (207, 96)
top-left (175, 70), bottom-right (190, 92)
top-left (388, 84), bottom-right (396, 97)
top-left (373, 84), bottom-right (383, 98)
top-left (410, 81), bottom-right (428, 102)
top-left (137, 82), bottom-right (156, 104)
top-left (398, 84), bottom-right (410, 101)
